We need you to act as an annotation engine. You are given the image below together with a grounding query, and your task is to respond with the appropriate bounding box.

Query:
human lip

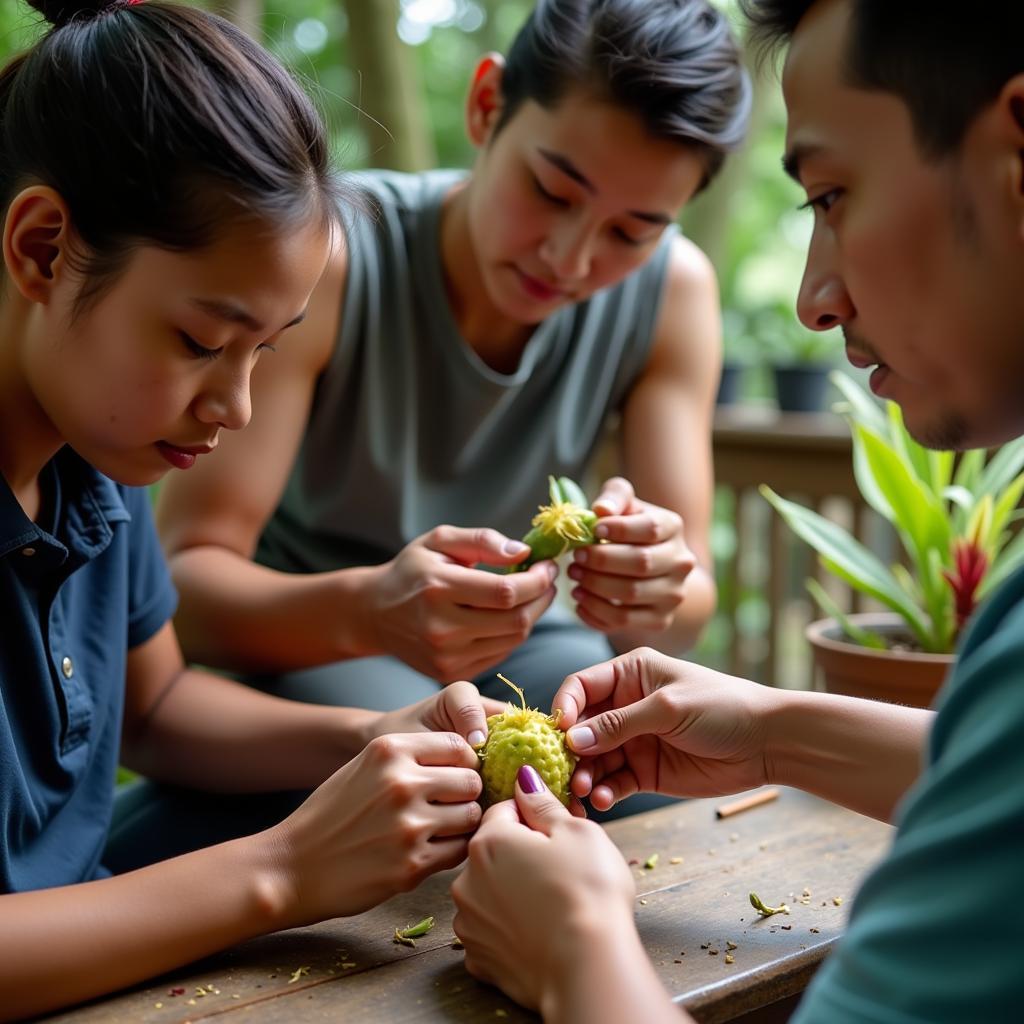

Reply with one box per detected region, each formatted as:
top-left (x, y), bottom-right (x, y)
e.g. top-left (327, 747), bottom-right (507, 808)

top-left (868, 364), bottom-right (892, 397)
top-left (515, 267), bottom-right (568, 303)
top-left (156, 440), bottom-right (216, 470)
top-left (845, 346), bottom-right (878, 370)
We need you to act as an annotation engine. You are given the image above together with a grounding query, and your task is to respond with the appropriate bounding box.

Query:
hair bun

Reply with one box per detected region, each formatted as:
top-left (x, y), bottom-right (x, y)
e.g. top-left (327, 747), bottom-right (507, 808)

top-left (28, 1), bottom-right (123, 29)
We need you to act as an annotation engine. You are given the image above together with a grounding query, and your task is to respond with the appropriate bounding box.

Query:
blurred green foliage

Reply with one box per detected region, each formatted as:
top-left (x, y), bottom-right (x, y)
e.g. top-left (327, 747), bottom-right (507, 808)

top-left (0, 0), bottom-right (828, 368)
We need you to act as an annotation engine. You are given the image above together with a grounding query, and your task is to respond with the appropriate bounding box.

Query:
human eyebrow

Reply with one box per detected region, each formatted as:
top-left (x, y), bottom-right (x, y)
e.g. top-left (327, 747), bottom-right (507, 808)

top-left (189, 298), bottom-right (307, 333)
top-left (782, 141), bottom-right (825, 184)
top-left (536, 148), bottom-right (671, 225)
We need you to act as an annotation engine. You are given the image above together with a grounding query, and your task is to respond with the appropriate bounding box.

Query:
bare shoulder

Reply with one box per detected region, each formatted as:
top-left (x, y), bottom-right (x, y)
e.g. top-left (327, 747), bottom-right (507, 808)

top-left (647, 234), bottom-right (722, 376)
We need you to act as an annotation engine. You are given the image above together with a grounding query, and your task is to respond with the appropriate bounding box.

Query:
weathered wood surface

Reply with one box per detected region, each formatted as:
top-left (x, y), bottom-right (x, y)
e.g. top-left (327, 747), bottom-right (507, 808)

top-left (43, 789), bottom-right (892, 1024)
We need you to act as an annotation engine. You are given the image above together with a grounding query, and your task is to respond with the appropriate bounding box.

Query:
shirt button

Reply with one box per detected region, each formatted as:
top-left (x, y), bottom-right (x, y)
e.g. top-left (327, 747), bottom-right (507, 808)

top-left (22, 547), bottom-right (35, 557)
top-left (61, 656), bottom-right (74, 679)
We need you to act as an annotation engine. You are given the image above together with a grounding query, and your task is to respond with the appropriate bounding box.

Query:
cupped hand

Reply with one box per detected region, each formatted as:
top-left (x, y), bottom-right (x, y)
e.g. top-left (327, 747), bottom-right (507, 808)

top-left (363, 526), bottom-right (558, 682)
top-left (451, 767), bottom-right (636, 1012)
top-left (553, 647), bottom-right (772, 811)
top-left (567, 477), bottom-right (696, 635)
top-left (272, 732), bottom-right (483, 925)
top-left (371, 680), bottom-right (506, 747)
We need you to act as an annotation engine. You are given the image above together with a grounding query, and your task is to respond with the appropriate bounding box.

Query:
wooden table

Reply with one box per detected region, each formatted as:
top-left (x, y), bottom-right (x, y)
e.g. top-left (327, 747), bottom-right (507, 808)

top-left (44, 789), bottom-right (892, 1024)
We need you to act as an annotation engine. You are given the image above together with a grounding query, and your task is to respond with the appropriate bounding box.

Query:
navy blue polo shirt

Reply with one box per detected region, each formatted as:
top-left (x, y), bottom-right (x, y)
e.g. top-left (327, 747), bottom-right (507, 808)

top-left (1, 448), bottom-right (176, 892)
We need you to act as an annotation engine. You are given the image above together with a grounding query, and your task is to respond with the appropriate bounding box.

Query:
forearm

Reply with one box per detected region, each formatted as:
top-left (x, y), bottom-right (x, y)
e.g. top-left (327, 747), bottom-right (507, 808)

top-left (610, 565), bottom-right (717, 657)
top-left (168, 545), bottom-right (378, 671)
top-left (766, 689), bottom-right (934, 822)
top-left (0, 834), bottom-right (291, 1021)
top-left (122, 668), bottom-right (377, 791)
top-left (541, 914), bottom-right (689, 1024)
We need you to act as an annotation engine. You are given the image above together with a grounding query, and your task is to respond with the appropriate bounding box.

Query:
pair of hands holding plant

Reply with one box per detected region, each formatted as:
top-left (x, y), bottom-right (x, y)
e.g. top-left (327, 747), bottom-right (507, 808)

top-left (452, 647), bottom-right (777, 1015)
top-left (360, 477), bottom-right (697, 682)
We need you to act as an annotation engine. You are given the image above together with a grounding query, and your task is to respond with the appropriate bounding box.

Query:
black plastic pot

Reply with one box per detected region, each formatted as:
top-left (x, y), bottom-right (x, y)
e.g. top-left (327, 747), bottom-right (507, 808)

top-left (773, 365), bottom-right (830, 412)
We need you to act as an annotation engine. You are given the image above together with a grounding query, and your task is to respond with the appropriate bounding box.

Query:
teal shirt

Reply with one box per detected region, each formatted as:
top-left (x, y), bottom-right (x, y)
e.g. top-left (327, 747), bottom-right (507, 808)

top-left (794, 564), bottom-right (1024, 1022)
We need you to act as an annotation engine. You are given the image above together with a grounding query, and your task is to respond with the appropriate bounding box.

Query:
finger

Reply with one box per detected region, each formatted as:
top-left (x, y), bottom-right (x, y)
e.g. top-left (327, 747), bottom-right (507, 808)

top-left (565, 690), bottom-right (674, 757)
top-left (425, 799), bottom-right (484, 838)
top-left (572, 539), bottom-right (681, 578)
top-left (590, 476), bottom-right (635, 517)
top-left (567, 565), bottom-right (680, 607)
top-left (461, 582), bottom-right (558, 642)
top-left (424, 525), bottom-right (534, 568)
top-left (437, 680), bottom-right (493, 746)
top-left (572, 588), bottom-right (670, 633)
top-left (589, 767), bottom-right (642, 811)
top-left (514, 765), bottom-right (572, 836)
top-left (400, 731), bottom-right (481, 768)
top-left (445, 560), bottom-right (559, 610)
top-left (478, 798), bottom-right (522, 830)
top-left (423, 765), bottom-right (485, 804)
top-left (551, 652), bottom-right (640, 727)
top-left (422, 835), bottom-right (473, 873)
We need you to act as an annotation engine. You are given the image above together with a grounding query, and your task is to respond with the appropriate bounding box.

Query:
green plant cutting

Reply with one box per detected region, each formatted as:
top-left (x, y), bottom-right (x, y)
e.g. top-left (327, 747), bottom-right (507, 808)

top-left (504, 474), bottom-right (598, 572)
top-left (761, 371), bottom-right (1024, 653)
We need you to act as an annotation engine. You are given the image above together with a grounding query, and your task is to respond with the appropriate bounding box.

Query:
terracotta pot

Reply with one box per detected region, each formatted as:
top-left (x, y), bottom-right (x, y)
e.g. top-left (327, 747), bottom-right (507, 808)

top-left (806, 614), bottom-right (954, 708)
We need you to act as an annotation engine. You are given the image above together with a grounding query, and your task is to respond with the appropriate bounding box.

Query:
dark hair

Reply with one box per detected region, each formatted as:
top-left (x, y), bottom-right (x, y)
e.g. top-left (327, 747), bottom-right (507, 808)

top-left (1, 0), bottom-right (341, 313)
top-left (496, 0), bottom-right (751, 186)
top-left (739, 0), bottom-right (1024, 158)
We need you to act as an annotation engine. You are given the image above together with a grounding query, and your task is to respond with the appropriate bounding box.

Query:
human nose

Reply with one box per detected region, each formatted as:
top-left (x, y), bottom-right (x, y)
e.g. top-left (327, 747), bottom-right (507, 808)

top-left (796, 230), bottom-right (854, 331)
top-left (539, 217), bottom-right (596, 282)
top-left (192, 360), bottom-right (252, 432)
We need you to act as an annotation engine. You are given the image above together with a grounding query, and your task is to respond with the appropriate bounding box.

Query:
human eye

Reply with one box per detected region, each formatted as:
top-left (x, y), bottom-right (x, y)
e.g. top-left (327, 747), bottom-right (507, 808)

top-left (179, 331), bottom-right (222, 360)
top-left (798, 188), bottom-right (842, 215)
top-left (613, 226), bottom-right (649, 247)
top-left (532, 173), bottom-right (570, 208)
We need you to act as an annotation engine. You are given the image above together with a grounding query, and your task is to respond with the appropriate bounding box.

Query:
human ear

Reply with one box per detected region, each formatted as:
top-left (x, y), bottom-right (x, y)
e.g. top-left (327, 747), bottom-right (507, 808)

top-left (465, 54), bottom-right (506, 147)
top-left (2, 186), bottom-right (70, 304)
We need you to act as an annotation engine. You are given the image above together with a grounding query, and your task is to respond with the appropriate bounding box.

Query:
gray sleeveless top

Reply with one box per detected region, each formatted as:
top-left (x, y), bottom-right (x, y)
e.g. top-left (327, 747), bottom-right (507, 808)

top-left (256, 169), bottom-right (674, 573)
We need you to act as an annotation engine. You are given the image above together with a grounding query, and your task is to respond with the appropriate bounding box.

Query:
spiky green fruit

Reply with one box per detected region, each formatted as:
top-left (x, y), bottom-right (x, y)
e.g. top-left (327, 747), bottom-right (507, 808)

top-left (477, 675), bottom-right (577, 805)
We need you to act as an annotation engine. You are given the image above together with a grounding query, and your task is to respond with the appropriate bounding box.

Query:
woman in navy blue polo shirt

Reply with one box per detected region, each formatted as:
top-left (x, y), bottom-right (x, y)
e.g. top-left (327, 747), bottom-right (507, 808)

top-left (0, 2), bottom-right (498, 1017)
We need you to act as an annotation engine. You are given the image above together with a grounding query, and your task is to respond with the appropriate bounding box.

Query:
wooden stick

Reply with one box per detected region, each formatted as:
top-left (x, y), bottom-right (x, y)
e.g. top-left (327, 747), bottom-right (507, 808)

top-left (715, 787), bottom-right (780, 820)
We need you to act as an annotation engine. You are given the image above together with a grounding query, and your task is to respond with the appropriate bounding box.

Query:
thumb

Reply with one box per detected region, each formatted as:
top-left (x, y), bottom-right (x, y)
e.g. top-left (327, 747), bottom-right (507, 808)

top-left (426, 525), bottom-right (531, 567)
top-left (439, 680), bottom-right (500, 747)
top-left (514, 764), bottom-right (571, 836)
top-left (591, 476), bottom-right (635, 517)
top-left (566, 692), bottom-right (667, 756)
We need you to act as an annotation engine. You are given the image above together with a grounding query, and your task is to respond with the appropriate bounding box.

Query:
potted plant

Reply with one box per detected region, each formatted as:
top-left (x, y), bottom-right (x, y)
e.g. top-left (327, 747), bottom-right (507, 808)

top-left (761, 371), bottom-right (1024, 706)
top-left (717, 308), bottom-right (761, 405)
top-left (755, 303), bottom-right (842, 412)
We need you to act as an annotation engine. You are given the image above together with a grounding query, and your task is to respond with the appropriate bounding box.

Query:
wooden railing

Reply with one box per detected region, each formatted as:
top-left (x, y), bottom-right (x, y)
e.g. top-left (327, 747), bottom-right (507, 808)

top-left (711, 405), bottom-right (884, 688)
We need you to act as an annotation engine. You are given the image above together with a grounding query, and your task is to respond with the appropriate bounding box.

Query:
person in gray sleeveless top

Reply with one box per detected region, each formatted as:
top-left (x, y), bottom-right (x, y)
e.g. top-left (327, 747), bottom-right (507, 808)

top-left (128, 0), bottom-right (749, 861)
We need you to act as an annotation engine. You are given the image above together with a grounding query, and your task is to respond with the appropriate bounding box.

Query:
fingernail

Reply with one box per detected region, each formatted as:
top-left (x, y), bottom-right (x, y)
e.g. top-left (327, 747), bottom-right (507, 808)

top-left (503, 540), bottom-right (530, 556)
top-left (468, 730), bottom-right (486, 747)
top-left (574, 549), bottom-right (588, 564)
top-left (517, 764), bottom-right (544, 794)
top-left (568, 725), bottom-right (596, 751)
top-left (567, 565), bottom-right (582, 581)
top-left (595, 524), bottom-right (609, 539)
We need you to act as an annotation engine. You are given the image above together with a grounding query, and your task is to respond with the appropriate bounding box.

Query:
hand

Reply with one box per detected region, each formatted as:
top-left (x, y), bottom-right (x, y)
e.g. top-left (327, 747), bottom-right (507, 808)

top-left (362, 526), bottom-right (559, 682)
top-left (271, 732), bottom-right (483, 924)
top-left (554, 647), bottom-right (772, 811)
top-left (370, 680), bottom-right (507, 748)
top-left (567, 477), bottom-right (696, 635)
top-left (451, 766), bottom-right (637, 1012)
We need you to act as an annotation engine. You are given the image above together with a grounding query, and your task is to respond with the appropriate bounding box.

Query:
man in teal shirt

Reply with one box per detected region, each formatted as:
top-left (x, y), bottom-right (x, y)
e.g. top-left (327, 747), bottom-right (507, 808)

top-left (448, 2), bottom-right (1024, 1020)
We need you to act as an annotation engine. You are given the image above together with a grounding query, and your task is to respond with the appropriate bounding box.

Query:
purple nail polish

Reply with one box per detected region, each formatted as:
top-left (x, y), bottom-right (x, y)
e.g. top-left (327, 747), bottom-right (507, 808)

top-left (518, 764), bottom-right (544, 794)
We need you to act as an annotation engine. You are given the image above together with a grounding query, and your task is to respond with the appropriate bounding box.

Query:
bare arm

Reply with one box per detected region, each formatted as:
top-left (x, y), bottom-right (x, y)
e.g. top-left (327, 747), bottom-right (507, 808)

top-left (119, 621), bottom-right (377, 789)
top-left (765, 688), bottom-right (934, 823)
top-left (604, 238), bottom-right (721, 654)
top-left (0, 834), bottom-right (289, 1021)
top-left (556, 649), bottom-right (933, 824)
